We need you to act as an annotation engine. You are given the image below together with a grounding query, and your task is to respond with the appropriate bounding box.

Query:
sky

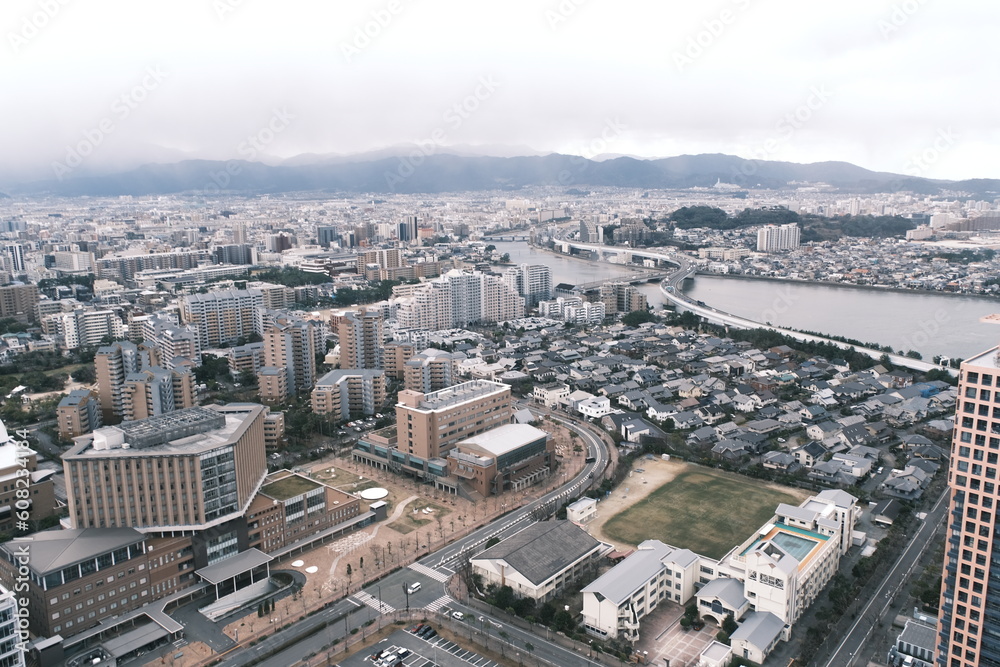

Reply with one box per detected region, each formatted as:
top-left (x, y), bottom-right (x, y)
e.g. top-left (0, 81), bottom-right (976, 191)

top-left (1, 0), bottom-right (997, 183)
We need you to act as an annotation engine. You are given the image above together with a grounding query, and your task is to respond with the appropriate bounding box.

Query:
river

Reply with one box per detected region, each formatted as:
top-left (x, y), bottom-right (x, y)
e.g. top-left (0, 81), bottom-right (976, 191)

top-left (494, 242), bottom-right (1000, 361)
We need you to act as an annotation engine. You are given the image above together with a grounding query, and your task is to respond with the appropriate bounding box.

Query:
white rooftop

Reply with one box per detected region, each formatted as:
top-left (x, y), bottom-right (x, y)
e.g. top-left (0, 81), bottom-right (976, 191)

top-left (458, 423), bottom-right (548, 457)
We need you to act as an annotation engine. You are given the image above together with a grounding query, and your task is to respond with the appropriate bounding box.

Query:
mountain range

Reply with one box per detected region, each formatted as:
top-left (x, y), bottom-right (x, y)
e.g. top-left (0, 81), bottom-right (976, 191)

top-left (4, 150), bottom-right (999, 198)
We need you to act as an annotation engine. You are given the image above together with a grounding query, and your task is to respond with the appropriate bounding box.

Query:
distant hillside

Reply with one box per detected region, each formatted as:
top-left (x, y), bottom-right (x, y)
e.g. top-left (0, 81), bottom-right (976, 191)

top-left (6, 152), bottom-right (1000, 197)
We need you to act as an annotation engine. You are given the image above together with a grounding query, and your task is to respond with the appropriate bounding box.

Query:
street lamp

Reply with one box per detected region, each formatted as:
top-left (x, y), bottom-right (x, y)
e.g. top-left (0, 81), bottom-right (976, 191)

top-left (402, 583), bottom-right (410, 612)
top-left (376, 584), bottom-right (383, 628)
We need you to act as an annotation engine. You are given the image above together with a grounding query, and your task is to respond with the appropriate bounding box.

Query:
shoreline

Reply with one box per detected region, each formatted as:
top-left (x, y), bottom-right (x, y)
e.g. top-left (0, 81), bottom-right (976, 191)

top-left (518, 241), bottom-right (998, 302)
top-left (690, 272), bottom-right (1000, 302)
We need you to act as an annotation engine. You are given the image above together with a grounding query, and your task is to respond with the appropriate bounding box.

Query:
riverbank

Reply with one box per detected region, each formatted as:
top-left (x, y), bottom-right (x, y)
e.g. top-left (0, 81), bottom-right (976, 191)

top-left (659, 281), bottom-right (956, 375)
top-left (694, 272), bottom-right (1000, 302)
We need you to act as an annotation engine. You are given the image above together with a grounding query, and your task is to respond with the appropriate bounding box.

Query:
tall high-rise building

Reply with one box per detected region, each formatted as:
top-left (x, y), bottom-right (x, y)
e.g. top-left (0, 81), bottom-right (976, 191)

top-left (180, 289), bottom-right (264, 348)
top-left (338, 310), bottom-right (384, 370)
top-left (0, 283), bottom-right (39, 323)
top-left (95, 341), bottom-right (156, 423)
top-left (121, 365), bottom-right (197, 421)
top-left (311, 369), bottom-right (386, 421)
top-left (233, 220), bottom-right (248, 244)
top-left (398, 216), bottom-right (419, 244)
top-left (317, 226), bottom-right (337, 248)
top-left (57, 389), bottom-right (103, 440)
top-left (936, 348), bottom-right (1000, 667)
top-left (599, 282), bottom-right (648, 315)
top-left (139, 314), bottom-right (201, 369)
top-left (384, 341), bottom-right (417, 380)
top-left (213, 243), bottom-right (257, 265)
top-left (404, 348), bottom-right (464, 393)
top-left (503, 264), bottom-right (553, 308)
top-left (3, 244), bottom-right (25, 274)
top-left (42, 308), bottom-right (126, 350)
top-left (267, 232), bottom-right (293, 252)
top-left (397, 270), bottom-right (524, 330)
top-left (257, 314), bottom-right (317, 402)
top-left (756, 223), bottom-right (801, 253)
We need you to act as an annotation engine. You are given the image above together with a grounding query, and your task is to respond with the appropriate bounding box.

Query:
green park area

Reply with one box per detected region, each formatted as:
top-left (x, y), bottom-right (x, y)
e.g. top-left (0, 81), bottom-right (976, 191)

top-left (602, 468), bottom-right (804, 560)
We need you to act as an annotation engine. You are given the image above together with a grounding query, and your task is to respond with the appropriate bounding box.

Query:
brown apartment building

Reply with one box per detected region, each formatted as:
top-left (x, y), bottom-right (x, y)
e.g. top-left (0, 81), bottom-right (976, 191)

top-left (338, 310), bottom-right (384, 370)
top-left (936, 347), bottom-right (1000, 667)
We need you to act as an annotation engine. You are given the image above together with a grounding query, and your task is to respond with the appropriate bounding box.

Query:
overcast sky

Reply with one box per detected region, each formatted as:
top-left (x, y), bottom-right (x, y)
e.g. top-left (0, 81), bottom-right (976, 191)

top-left (1, 0), bottom-right (997, 182)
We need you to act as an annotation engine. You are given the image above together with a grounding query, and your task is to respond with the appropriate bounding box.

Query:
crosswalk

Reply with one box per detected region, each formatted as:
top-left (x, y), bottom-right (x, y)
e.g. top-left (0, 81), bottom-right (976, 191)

top-left (424, 594), bottom-right (453, 612)
top-left (352, 590), bottom-right (395, 614)
top-left (408, 561), bottom-right (450, 582)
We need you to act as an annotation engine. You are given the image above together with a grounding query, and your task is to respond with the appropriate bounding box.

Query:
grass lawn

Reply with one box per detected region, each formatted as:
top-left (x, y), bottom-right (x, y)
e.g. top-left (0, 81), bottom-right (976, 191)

top-left (602, 468), bottom-right (803, 560)
top-left (388, 498), bottom-right (450, 535)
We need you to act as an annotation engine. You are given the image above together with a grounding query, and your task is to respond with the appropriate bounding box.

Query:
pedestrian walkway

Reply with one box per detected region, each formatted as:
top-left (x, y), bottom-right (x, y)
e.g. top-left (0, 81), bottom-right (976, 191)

top-left (408, 561), bottom-right (451, 582)
top-left (424, 595), bottom-right (453, 612)
top-left (352, 590), bottom-right (395, 614)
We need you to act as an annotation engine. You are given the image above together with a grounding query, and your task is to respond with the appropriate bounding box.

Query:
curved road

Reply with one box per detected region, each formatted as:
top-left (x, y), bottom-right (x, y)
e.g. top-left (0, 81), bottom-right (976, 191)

top-left (214, 406), bottom-right (612, 667)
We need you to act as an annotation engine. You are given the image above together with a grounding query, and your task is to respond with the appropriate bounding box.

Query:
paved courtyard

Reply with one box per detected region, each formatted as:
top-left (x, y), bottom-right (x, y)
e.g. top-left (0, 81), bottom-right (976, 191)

top-left (635, 603), bottom-right (717, 667)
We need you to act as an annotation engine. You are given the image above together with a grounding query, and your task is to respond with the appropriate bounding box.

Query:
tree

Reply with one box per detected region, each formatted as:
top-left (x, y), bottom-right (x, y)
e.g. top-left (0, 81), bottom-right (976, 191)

top-left (621, 310), bottom-right (656, 327)
top-left (71, 365), bottom-right (97, 384)
top-left (723, 613), bottom-right (738, 635)
top-left (524, 641), bottom-right (536, 666)
top-left (499, 253), bottom-right (510, 263)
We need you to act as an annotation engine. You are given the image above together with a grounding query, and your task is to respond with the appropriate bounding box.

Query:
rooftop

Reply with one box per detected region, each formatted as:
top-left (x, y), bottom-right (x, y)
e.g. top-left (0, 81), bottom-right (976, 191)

top-left (315, 368), bottom-right (385, 386)
top-left (457, 424), bottom-right (548, 458)
top-left (407, 379), bottom-right (509, 412)
top-left (474, 520), bottom-right (602, 586)
top-left (261, 472), bottom-right (321, 500)
top-left (1, 527), bottom-right (144, 576)
top-left (583, 540), bottom-right (674, 605)
top-left (65, 404), bottom-right (262, 459)
top-left (963, 345), bottom-right (1000, 371)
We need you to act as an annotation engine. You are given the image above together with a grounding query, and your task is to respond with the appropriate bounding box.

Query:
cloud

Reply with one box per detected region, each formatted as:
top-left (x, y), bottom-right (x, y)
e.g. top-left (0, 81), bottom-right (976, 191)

top-left (0, 0), bottom-right (997, 182)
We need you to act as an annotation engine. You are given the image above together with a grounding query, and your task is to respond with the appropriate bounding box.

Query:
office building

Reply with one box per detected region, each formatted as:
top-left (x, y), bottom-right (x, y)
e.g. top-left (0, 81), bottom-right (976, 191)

top-left (52, 250), bottom-right (96, 275)
top-left (246, 470), bottom-right (362, 554)
top-left (257, 315), bottom-right (317, 402)
top-left (63, 404), bottom-right (268, 533)
top-left (404, 348), bottom-right (464, 393)
top-left (212, 243), bottom-right (256, 265)
top-left (396, 380), bottom-right (511, 461)
top-left (355, 248), bottom-right (402, 276)
top-left (3, 244), bottom-right (25, 274)
top-left (0, 284), bottom-right (39, 323)
top-left (57, 389), bottom-right (103, 440)
top-left (98, 250), bottom-right (209, 283)
top-left (180, 289), bottom-right (264, 348)
top-left (317, 225), bottom-right (337, 248)
top-left (338, 310), bottom-right (384, 370)
top-left (756, 224), bottom-right (801, 253)
top-left (935, 347), bottom-right (1000, 667)
top-left (503, 264), bottom-right (553, 308)
top-left (397, 270), bottom-right (524, 331)
top-left (310, 369), bottom-right (386, 421)
top-left (398, 216), bottom-right (418, 244)
top-left (233, 220), bottom-right (248, 244)
top-left (598, 283), bottom-right (648, 315)
top-left (446, 423), bottom-right (553, 497)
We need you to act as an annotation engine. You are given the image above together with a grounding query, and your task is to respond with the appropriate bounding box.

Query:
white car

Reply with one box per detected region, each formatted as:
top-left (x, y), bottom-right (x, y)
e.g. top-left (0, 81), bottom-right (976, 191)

top-left (452, 611), bottom-right (464, 620)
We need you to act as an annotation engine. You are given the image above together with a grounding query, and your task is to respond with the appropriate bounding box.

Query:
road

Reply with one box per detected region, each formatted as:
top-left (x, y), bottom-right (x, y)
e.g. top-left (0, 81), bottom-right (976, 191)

top-left (211, 405), bottom-right (612, 667)
top-left (822, 485), bottom-right (950, 667)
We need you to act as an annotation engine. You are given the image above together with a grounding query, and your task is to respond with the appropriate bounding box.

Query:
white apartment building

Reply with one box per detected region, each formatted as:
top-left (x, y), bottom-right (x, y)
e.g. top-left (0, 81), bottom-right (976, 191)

top-left (0, 585), bottom-right (24, 667)
top-left (180, 288), bottom-right (264, 348)
top-left (397, 270), bottom-right (524, 330)
top-left (44, 309), bottom-right (125, 350)
top-left (538, 296), bottom-right (605, 325)
top-left (756, 223), bottom-right (801, 253)
top-left (503, 264), bottom-right (553, 308)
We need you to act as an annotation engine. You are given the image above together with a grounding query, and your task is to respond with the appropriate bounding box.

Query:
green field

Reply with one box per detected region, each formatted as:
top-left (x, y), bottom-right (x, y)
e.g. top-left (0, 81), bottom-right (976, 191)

top-left (602, 468), bottom-right (803, 560)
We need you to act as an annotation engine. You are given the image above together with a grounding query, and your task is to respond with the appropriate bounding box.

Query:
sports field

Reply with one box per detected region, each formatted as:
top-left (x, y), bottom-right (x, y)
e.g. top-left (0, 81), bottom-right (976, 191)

top-left (601, 467), bottom-right (806, 560)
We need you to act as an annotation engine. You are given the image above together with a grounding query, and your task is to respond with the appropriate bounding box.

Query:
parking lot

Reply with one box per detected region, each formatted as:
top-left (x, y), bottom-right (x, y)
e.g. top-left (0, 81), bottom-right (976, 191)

top-left (338, 628), bottom-right (504, 667)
